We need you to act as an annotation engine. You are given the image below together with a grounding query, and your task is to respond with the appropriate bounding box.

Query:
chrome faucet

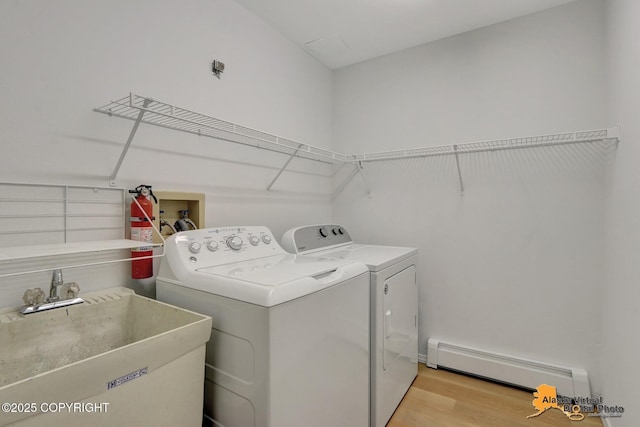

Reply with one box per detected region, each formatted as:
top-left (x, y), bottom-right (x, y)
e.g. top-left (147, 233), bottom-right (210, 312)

top-left (19, 269), bottom-right (84, 315)
top-left (49, 269), bottom-right (64, 302)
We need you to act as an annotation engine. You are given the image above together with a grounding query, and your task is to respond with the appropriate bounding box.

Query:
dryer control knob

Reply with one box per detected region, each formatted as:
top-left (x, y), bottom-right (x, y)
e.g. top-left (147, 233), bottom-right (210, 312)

top-left (338, 227), bottom-right (344, 235)
top-left (261, 235), bottom-right (272, 244)
top-left (226, 236), bottom-right (243, 251)
top-left (206, 240), bottom-right (219, 252)
top-left (319, 227), bottom-right (329, 238)
top-left (188, 242), bottom-right (202, 254)
top-left (249, 236), bottom-right (260, 246)
top-left (332, 228), bottom-right (338, 235)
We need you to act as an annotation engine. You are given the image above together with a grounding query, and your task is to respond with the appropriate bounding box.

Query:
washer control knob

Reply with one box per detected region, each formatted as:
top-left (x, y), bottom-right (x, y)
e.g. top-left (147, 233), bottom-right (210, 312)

top-left (249, 236), bottom-right (260, 246)
top-left (188, 242), bottom-right (202, 254)
top-left (332, 228), bottom-right (339, 235)
top-left (206, 240), bottom-right (219, 252)
top-left (226, 236), bottom-right (243, 251)
top-left (319, 227), bottom-right (329, 238)
top-left (338, 227), bottom-right (344, 235)
top-left (261, 235), bottom-right (272, 244)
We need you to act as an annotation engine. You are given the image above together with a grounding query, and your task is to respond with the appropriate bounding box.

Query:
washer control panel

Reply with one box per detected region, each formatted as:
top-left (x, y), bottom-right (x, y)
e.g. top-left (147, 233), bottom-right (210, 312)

top-left (281, 224), bottom-right (352, 254)
top-left (168, 226), bottom-right (283, 266)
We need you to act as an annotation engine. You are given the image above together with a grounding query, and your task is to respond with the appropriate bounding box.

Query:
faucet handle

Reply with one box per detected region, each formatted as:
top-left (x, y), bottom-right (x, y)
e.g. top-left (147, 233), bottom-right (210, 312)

top-left (62, 282), bottom-right (81, 299)
top-left (23, 288), bottom-right (46, 306)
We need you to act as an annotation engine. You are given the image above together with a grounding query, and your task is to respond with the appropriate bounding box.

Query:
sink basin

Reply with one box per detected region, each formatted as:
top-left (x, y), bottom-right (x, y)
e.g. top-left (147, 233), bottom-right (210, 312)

top-left (0, 287), bottom-right (212, 427)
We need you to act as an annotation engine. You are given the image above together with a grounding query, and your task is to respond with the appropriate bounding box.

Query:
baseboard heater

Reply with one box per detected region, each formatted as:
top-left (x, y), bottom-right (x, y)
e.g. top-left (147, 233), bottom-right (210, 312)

top-left (426, 338), bottom-right (590, 398)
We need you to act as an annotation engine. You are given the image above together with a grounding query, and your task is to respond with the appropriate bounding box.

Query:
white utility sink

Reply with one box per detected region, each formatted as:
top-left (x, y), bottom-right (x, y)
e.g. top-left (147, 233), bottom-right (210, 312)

top-left (0, 287), bottom-right (212, 427)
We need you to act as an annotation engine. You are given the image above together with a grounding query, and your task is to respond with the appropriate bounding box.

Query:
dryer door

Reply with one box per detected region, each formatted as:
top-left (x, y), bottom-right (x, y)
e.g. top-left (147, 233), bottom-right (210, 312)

top-left (383, 265), bottom-right (417, 371)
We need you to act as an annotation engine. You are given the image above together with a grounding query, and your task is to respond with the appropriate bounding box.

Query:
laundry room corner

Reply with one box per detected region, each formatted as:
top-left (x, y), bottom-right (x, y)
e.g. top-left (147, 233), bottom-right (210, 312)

top-left (332, 0), bottom-right (610, 396)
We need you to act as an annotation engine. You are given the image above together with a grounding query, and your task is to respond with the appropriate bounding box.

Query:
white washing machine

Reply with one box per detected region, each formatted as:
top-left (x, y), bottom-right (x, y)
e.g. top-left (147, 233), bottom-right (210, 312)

top-left (281, 224), bottom-right (418, 427)
top-left (156, 226), bottom-right (370, 427)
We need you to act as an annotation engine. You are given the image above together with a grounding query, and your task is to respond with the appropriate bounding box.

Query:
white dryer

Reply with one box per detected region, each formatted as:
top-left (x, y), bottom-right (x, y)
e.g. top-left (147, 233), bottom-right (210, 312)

top-left (281, 224), bottom-right (418, 427)
top-left (156, 226), bottom-right (370, 427)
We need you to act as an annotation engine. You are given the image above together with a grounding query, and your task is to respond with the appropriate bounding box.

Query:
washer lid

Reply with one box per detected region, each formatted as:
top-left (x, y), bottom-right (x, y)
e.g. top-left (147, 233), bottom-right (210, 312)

top-left (311, 244), bottom-right (417, 272)
top-left (196, 253), bottom-right (354, 285)
top-left (159, 226), bottom-right (369, 306)
top-left (167, 254), bottom-right (369, 307)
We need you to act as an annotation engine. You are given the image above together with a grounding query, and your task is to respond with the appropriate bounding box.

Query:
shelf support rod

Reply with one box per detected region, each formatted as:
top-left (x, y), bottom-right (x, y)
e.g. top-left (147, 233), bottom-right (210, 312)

top-left (332, 163), bottom-right (347, 178)
top-left (109, 97), bottom-right (153, 186)
top-left (266, 143), bottom-right (303, 191)
top-left (333, 162), bottom-right (371, 200)
top-left (356, 161), bottom-right (371, 196)
top-left (0, 250), bottom-right (166, 279)
top-left (453, 144), bottom-right (464, 195)
top-left (332, 164), bottom-right (360, 200)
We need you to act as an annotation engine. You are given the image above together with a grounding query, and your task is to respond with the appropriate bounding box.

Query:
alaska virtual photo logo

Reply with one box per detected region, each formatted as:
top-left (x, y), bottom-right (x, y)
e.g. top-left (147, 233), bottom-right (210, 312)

top-left (527, 384), bottom-right (624, 421)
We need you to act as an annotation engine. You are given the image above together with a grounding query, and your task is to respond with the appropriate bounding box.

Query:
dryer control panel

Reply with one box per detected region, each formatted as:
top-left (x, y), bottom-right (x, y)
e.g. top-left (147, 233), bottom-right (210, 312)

top-left (281, 224), bottom-right (352, 254)
top-left (166, 226), bottom-right (283, 267)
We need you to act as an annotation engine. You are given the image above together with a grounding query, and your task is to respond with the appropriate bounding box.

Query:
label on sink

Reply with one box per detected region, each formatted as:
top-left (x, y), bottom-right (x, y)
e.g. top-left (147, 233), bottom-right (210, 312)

top-left (107, 367), bottom-right (148, 390)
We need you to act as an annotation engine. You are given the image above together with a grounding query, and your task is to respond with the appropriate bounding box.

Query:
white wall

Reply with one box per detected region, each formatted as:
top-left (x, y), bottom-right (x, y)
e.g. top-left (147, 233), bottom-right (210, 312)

top-left (0, 0), bottom-right (334, 218)
top-left (0, 0), bottom-right (333, 306)
top-left (333, 0), bottom-right (610, 393)
top-left (601, 0), bottom-right (640, 424)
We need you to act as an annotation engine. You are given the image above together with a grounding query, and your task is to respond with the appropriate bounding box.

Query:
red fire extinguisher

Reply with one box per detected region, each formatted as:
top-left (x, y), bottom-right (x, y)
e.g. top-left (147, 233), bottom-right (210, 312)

top-left (129, 185), bottom-right (157, 279)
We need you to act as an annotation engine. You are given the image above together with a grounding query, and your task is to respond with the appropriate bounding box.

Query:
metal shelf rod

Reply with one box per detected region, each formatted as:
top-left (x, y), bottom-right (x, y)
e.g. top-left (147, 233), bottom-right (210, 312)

top-left (333, 165), bottom-right (360, 200)
top-left (267, 144), bottom-right (303, 191)
top-left (0, 226), bottom-right (124, 236)
top-left (453, 145), bottom-right (464, 195)
top-left (109, 97), bottom-right (153, 186)
top-left (0, 214), bottom-right (122, 219)
top-left (356, 162), bottom-right (371, 196)
top-left (0, 252), bottom-right (165, 279)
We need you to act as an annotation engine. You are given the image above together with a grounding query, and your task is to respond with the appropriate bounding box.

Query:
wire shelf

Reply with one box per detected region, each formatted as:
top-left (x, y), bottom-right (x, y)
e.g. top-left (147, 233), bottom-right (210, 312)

top-left (0, 182), bottom-right (165, 278)
top-left (351, 127), bottom-right (618, 162)
top-left (94, 93), bottom-right (352, 166)
top-left (0, 239), bottom-right (162, 262)
top-left (94, 93), bottom-right (619, 195)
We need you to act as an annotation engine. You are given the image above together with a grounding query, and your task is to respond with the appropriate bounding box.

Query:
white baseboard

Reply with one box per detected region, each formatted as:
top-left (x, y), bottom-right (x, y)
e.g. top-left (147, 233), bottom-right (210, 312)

top-left (426, 338), bottom-right (590, 398)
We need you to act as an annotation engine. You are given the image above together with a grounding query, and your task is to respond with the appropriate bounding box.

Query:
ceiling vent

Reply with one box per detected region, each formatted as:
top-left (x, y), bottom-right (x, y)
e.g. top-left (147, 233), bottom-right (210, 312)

top-left (304, 34), bottom-right (350, 67)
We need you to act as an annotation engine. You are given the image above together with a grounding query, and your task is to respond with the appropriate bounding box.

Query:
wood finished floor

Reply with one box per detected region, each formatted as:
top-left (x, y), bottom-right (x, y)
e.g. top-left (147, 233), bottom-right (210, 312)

top-left (387, 364), bottom-right (603, 427)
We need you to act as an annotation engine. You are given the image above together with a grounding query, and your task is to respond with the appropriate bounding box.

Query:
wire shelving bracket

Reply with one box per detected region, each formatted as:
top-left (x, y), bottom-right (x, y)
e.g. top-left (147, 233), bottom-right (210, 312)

top-left (332, 162), bottom-right (372, 200)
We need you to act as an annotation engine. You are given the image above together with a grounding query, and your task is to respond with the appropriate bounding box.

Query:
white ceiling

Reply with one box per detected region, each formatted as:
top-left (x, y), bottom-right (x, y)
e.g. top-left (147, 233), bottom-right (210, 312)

top-left (234, 0), bottom-right (579, 69)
